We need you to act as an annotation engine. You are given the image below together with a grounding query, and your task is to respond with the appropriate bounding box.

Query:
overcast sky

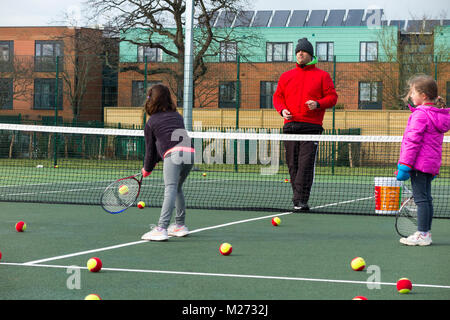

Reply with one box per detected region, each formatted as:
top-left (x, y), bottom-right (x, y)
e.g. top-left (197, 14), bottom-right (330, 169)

top-left (0, 0), bottom-right (448, 27)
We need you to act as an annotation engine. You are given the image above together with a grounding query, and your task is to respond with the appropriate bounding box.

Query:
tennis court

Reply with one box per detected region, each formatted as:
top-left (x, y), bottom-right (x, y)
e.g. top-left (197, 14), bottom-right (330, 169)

top-left (1, 200), bottom-right (450, 303)
top-left (1, 125), bottom-right (450, 307)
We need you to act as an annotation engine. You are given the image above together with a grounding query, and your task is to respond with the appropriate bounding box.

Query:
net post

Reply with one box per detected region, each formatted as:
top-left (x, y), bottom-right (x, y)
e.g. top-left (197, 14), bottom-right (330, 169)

top-left (331, 55), bottom-right (337, 175)
top-left (183, 0), bottom-right (194, 131)
top-left (53, 55), bottom-right (59, 167)
top-left (234, 54), bottom-right (241, 172)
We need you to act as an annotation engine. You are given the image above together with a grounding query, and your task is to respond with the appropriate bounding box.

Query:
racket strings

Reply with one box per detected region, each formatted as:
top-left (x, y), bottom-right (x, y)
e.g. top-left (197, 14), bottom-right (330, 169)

top-left (102, 179), bottom-right (140, 213)
top-left (396, 197), bottom-right (418, 237)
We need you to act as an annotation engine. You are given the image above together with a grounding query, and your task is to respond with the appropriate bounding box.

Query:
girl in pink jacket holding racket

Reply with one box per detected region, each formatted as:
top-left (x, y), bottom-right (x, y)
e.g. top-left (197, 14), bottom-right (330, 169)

top-left (396, 75), bottom-right (450, 246)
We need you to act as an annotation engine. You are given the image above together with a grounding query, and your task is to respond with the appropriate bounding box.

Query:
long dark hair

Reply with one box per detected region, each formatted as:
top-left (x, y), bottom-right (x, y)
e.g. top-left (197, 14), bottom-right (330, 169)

top-left (144, 84), bottom-right (177, 116)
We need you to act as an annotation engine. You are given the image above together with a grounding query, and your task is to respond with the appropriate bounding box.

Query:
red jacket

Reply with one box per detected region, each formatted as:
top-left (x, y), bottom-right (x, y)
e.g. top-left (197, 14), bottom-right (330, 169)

top-left (273, 62), bottom-right (338, 126)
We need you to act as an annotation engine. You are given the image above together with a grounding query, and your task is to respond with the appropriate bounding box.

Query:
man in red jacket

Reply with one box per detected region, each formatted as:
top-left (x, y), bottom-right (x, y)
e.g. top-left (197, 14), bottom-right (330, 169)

top-left (273, 38), bottom-right (338, 212)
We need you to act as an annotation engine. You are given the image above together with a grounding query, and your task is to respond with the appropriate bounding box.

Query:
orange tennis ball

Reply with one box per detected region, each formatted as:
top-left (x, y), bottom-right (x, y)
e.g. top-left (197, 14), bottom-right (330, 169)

top-left (397, 278), bottom-right (412, 294)
top-left (351, 257), bottom-right (366, 271)
top-left (352, 296), bottom-right (368, 300)
top-left (87, 257), bottom-right (102, 272)
top-left (219, 243), bottom-right (232, 256)
top-left (137, 201), bottom-right (145, 209)
top-left (272, 217), bottom-right (281, 226)
top-left (15, 221), bottom-right (27, 232)
top-left (84, 294), bottom-right (101, 300)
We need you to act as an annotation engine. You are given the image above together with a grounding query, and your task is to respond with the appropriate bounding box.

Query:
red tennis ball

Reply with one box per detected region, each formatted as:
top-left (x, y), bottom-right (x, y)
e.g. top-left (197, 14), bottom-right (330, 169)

top-left (352, 296), bottom-right (368, 300)
top-left (271, 217), bottom-right (281, 226)
top-left (0, 251), bottom-right (2, 261)
top-left (87, 257), bottom-right (102, 272)
top-left (219, 243), bottom-right (232, 256)
top-left (397, 278), bottom-right (412, 294)
top-left (137, 201), bottom-right (145, 209)
top-left (15, 221), bottom-right (27, 232)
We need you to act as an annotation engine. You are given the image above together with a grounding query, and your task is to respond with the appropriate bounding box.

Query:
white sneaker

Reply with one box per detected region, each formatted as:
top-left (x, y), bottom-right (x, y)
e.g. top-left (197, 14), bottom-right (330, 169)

top-left (168, 224), bottom-right (189, 237)
top-left (141, 225), bottom-right (168, 241)
top-left (400, 231), bottom-right (432, 246)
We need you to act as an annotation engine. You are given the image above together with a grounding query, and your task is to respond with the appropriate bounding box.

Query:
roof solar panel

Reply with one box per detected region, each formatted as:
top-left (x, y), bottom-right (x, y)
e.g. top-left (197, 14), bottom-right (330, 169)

top-left (252, 11), bottom-right (272, 27)
top-left (197, 11), bottom-right (219, 27)
top-left (325, 9), bottom-right (345, 26)
top-left (307, 10), bottom-right (326, 26)
top-left (407, 20), bottom-right (423, 32)
top-left (345, 9), bottom-right (364, 26)
top-left (270, 10), bottom-right (290, 27)
top-left (215, 11), bottom-right (236, 28)
top-left (288, 10), bottom-right (308, 27)
top-left (389, 20), bottom-right (406, 30)
top-left (234, 11), bottom-right (254, 27)
top-left (424, 20), bottom-right (441, 32)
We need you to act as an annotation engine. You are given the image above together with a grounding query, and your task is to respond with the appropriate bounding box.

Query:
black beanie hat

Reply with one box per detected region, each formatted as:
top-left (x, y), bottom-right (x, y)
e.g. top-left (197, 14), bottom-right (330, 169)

top-left (295, 38), bottom-right (314, 57)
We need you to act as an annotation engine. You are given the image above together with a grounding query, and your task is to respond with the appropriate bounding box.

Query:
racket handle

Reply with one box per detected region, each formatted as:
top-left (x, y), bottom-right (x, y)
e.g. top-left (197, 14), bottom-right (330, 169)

top-left (141, 168), bottom-right (151, 178)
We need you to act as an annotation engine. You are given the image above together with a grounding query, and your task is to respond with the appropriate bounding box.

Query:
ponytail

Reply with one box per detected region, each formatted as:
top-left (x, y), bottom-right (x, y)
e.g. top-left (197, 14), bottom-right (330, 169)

top-left (435, 96), bottom-right (447, 109)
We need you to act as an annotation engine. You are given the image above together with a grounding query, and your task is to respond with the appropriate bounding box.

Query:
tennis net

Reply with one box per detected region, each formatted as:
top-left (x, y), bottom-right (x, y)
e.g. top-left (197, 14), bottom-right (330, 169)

top-left (0, 123), bottom-right (449, 217)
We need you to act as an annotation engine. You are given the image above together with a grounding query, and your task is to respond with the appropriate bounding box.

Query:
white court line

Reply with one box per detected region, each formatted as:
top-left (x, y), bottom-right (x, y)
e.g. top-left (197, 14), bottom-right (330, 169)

top-left (22, 211), bottom-right (293, 265)
top-left (2, 262), bottom-right (450, 290)
top-left (22, 196), bottom-right (372, 265)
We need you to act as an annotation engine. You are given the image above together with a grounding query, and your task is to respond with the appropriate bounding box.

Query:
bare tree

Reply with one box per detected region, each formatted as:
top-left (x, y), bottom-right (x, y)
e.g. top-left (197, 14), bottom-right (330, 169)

top-left (84, 0), bottom-right (257, 101)
top-left (0, 56), bottom-right (34, 108)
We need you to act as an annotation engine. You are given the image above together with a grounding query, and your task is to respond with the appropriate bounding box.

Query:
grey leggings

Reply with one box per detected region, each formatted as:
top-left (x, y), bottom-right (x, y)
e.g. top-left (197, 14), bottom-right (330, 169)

top-left (158, 151), bottom-right (194, 229)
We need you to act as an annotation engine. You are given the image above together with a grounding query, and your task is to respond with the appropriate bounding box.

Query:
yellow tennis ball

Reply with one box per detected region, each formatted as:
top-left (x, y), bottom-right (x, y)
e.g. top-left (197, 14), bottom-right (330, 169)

top-left (137, 201), bottom-right (145, 209)
top-left (202, 172), bottom-right (207, 177)
top-left (351, 257), bottom-right (366, 271)
top-left (219, 243), bottom-right (232, 256)
top-left (118, 185), bottom-right (129, 195)
top-left (87, 257), bottom-right (102, 272)
top-left (84, 294), bottom-right (101, 300)
top-left (272, 217), bottom-right (281, 226)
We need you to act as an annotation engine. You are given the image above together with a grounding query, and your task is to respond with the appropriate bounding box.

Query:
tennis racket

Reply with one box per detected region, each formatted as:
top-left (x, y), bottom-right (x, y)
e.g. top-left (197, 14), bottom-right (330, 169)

top-left (101, 172), bottom-right (143, 214)
top-left (395, 185), bottom-right (417, 237)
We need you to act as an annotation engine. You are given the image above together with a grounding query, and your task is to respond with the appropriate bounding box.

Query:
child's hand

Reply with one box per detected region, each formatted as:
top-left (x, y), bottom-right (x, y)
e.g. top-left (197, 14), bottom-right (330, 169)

top-left (396, 163), bottom-right (411, 181)
top-left (141, 168), bottom-right (151, 178)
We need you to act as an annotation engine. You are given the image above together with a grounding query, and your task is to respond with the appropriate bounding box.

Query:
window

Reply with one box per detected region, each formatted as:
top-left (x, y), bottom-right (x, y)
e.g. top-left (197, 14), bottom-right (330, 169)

top-left (220, 41), bottom-right (237, 62)
top-left (266, 42), bottom-right (293, 62)
top-left (0, 78), bottom-right (13, 109)
top-left (358, 81), bottom-right (382, 109)
top-left (34, 78), bottom-right (63, 110)
top-left (316, 42), bottom-right (334, 62)
top-left (35, 41), bottom-right (63, 72)
top-left (131, 80), bottom-right (161, 106)
top-left (138, 45), bottom-right (162, 62)
top-left (260, 81), bottom-right (277, 109)
top-left (360, 42), bottom-right (378, 62)
top-left (218, 81), bottom-right (236, 108)
top-left (0, 41), bottom-right (13, 72)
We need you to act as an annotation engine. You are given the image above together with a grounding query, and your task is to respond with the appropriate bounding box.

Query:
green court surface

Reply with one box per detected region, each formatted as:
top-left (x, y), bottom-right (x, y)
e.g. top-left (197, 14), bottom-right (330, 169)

top-left (1, 201), bottom-right (449, 304)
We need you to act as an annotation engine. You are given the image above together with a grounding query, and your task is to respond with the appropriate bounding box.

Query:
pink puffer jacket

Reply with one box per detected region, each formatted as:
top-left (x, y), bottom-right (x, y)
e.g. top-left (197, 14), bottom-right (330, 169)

top-left (399, 104), bottom-right (450, 175)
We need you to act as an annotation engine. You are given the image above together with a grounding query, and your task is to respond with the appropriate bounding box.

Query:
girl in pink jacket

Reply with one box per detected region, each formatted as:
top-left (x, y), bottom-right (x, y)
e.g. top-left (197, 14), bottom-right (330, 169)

top-left (397, 75), bottom-right (450, 246)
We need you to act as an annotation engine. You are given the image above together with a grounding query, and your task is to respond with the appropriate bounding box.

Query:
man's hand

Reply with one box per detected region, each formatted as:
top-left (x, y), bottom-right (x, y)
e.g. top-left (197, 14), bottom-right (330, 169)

top-left (281, 109), bottom-right (292, 120)
top-left (306, 100), bottom-right (319, 110)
